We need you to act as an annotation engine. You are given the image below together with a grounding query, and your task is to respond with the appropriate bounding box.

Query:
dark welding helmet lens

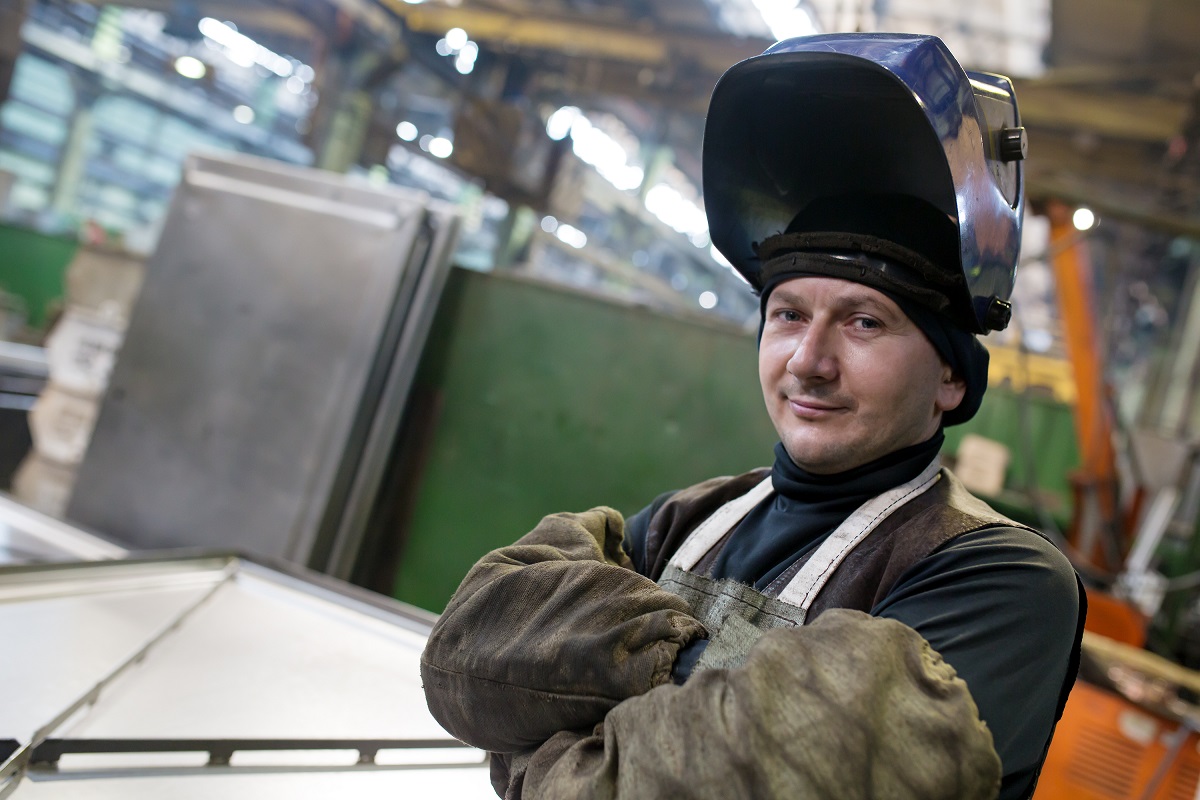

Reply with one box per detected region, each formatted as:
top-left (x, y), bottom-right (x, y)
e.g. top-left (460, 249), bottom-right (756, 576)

top-left (703, 33), bottom-right (1024, 333)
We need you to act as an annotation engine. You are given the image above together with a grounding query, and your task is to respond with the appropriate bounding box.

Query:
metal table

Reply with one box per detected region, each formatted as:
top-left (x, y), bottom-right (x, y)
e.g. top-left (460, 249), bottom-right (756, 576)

top-left (0, 547), bottom-right (490, 798)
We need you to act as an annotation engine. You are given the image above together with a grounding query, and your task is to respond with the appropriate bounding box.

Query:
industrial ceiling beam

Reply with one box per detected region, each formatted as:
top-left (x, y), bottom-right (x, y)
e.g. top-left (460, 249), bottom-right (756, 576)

top-left (1028, 175), bottom-right (1200, 240)
top-left (1015, 81), bottom-right (1187, 143)
top-left (1032, 61), bottom-right (1200, 88)
top-left (532, 56), bottom-right (713, 115)
top-left (1026, 130), bottom-right (1165, 189)
top-left (74, 0), bottom-right (323, 42)
top-left (321, 0), bottom-right (401, 40)
top-left (376, 0), bottom-right (769, 73)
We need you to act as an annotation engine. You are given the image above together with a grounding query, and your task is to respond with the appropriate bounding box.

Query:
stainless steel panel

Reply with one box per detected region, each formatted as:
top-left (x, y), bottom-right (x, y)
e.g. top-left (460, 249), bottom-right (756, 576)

top-left (0, 564), bottom-right (226, 742)
top-left (64, 571), bottom-right (440, 740)
top-left (0, 344), bottom-right (48, 379)
top-left (1, 556), bottom-right (490, 799)
top-left (13, 767), bottom-right (494, 799)
top-left (0, 493), bottom-right (126, 565)
top-left (65, 152), bottom-right (454, 565)
top-left (325, 205), bottom-right (461, 579)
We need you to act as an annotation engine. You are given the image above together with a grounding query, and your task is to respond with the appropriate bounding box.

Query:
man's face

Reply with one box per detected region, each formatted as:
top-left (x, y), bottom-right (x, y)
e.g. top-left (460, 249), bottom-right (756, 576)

top-left (758, 276), bottom-right (965, 474)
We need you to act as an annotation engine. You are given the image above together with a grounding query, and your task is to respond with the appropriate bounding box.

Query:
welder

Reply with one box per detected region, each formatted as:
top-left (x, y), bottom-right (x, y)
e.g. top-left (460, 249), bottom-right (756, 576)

top-left (423, 32), bottom-right (1084, 800)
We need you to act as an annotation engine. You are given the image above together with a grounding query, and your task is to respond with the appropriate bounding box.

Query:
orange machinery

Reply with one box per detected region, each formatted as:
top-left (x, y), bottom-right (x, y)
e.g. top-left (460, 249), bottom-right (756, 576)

top-left (1035, 628), bottom-right (1200, 800)
top-left (1035, 681), bottom-right (1200, 800)
top-left (1044, 200), bottom-right (1127, 574)
top-left (1032, 202), bottom-right (1199, 799)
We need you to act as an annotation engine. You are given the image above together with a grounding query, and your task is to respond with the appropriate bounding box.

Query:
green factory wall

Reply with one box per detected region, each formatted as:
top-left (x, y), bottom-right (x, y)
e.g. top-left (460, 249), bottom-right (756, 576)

top-left (388, 268), bottom-right (1082, 613)
top-left (943, 389), bottom-right (1080, 527)
top-left (0, 222), bottom-right (77, 331)
top-left (0, 226), bottom-right (1080, 612)
top-left (387, 268), bottom-right (778, 612)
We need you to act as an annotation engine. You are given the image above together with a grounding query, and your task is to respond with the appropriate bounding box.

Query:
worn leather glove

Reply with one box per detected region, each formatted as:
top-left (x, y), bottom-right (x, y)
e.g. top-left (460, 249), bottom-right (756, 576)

top-left (421, 507), bottom-right (707, 753)
top-left (507, 609), bottom-right (1001, 800)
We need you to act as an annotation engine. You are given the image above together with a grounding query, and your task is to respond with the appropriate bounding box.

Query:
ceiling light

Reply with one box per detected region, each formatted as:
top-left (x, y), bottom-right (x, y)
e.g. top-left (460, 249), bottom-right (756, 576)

top-left (396, 121), bottom-right (418, 141)
top-left (445, 28), bottom-right (469, 51)
top-left (645, 184), bottom-right (707, 238)
top-left (546, 106), bottom-right (579, 141)
top-left (556, 223), bottom-right (587, 249)
top-left (455, 41), bottom-right (479, 73)
top-left (1072, 207), bottom-right (1096, 231)
top-left (752, 0), bottom-right (819, 41)
top-left (174, 56), bottom-right (207, 79)
top-left (199, 17), bottom-right (297, 77)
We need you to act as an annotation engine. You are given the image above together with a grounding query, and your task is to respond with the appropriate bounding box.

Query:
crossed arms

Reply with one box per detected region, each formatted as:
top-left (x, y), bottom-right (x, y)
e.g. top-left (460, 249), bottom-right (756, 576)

top-left (421, 507), bottom-right (1001, 799)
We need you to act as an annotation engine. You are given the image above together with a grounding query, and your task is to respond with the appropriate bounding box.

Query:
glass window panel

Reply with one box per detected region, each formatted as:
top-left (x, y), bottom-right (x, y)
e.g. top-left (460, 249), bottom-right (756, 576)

top-left (92, 96), bottom-right (159, 145)
top-left (0, 102), bottom-right (68, 146)
top-left (0, 151), bottom-right (55, 185)
top-left (10, 54), bottom-right (75, 116)
top-left (9, 181), bottom-right (50, 211)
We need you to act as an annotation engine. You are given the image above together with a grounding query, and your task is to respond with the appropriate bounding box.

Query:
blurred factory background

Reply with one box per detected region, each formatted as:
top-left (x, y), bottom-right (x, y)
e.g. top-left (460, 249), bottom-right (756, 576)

top-left (1, 0), bottom-right (1200, 797)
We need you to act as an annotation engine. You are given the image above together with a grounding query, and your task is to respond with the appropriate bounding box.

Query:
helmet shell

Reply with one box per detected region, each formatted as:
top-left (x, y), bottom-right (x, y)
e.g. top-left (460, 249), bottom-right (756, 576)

top-left (703, 33), bottom-right (1024, 333)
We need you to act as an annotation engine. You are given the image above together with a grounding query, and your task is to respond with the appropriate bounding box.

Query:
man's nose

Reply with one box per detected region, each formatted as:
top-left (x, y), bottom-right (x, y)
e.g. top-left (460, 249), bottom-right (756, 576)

top-left (785, 324), bottom-right (838, 382)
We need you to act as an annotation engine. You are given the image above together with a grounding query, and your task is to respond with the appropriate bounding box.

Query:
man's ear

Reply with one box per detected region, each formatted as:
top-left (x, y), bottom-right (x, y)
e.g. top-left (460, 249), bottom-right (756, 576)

top-left (935, 365), bottom-right (966, 414)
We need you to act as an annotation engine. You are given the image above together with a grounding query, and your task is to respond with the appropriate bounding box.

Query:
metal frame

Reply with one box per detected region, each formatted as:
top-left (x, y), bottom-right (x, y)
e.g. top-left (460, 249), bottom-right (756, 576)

top-left (0, 560), bottom-right (236, 797)
top-left (0, 491), bottom-right (127, 565)
top-left (0, 551), bottom-right (460, 798)
top-left (29, 737), bottom-right (474, 769)
top-left (64, 151), bottom-right (461, 572)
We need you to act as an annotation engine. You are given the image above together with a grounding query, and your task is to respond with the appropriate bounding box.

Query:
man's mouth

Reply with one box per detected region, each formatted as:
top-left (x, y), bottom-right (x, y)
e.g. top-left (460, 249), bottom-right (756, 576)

top-left (787, 398), bottom-right (845, 417)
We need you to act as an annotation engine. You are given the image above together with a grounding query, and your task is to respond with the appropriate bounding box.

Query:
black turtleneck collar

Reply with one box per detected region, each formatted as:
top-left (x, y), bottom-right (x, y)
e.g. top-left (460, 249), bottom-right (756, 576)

top-left (711, 431), bottom-right (945, 589)
top-left (770, 431), bottom-right (944, 500)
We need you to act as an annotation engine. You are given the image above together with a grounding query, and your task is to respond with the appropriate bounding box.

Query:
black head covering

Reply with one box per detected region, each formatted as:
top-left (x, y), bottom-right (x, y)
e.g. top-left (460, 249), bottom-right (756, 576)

top-left (758, 270), bottom-right (987, 426)
top-left (754, 194), bottom-right (989, 426)
top-left (758, 226), bottom-right (992, 426)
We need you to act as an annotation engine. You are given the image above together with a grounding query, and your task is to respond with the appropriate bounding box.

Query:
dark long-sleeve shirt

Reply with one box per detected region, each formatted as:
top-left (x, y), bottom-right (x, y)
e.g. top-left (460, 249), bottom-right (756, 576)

top-left (624, 434), bottom-right (1082, 800)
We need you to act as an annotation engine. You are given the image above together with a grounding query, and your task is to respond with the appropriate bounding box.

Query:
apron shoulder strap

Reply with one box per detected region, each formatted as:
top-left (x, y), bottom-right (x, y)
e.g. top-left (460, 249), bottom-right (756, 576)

top-left (667, 476), bottom-right (774, 571)
top-left (776, 458), bottom-right (943, 610)
top-left (666, 457), bottom-right (944, 625)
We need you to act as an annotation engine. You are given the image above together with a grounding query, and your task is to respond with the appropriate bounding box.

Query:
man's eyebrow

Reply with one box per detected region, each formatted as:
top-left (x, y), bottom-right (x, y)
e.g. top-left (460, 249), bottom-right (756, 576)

top-left (828, 292), bottom-right (902, 317)
top-left (766, 288), bottom-right (903, 318)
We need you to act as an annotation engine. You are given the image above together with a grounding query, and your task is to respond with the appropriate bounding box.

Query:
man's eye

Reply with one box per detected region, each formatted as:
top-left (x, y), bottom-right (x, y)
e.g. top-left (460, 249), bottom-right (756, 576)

top-left (775, 309), bottom-right (802, 322)
top-left (854, 316), bottom-right (881, 329)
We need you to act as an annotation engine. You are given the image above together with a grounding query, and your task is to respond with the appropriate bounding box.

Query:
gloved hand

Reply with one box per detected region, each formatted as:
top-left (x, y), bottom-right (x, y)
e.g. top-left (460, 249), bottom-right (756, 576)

top-left (421, 507), bottom-right (708, 753)
top-left (506, 609), bottom-right (1001, 800)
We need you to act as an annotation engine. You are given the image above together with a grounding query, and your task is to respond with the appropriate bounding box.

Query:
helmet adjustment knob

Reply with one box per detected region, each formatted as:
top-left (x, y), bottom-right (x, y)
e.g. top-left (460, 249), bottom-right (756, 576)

top-left (981, 296), bottom-right (1012, 331)
top-left (998, 127), bottom-right (1027, 162)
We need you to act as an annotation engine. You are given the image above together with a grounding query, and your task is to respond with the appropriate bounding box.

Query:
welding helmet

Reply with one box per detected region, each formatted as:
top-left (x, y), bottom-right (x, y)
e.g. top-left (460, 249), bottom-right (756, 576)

top-left (703, 33), bottom-right (1026, 333)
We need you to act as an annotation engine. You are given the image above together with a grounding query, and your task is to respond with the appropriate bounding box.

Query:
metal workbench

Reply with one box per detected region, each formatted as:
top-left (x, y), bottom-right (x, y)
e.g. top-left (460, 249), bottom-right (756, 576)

top-left (0, 498), bottom-right (490, 799)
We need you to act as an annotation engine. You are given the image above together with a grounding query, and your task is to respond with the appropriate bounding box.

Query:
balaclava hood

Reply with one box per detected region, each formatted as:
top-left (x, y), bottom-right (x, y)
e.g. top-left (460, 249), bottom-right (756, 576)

top-left (757, 268), bottom-right (988, 427)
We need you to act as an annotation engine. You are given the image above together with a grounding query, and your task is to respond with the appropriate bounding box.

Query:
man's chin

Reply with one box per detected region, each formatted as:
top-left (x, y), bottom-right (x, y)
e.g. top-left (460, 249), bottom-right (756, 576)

top-left (779, 440), bottom-right (858, 475)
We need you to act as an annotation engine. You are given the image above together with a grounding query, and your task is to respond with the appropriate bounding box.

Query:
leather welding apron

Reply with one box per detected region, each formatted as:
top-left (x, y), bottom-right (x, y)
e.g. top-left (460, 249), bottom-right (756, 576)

top-left (656, 457), bottom-right (943, 643)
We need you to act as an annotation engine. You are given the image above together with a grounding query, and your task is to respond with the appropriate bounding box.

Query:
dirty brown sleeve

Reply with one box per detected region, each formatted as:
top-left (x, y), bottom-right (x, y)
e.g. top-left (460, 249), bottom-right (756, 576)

top-left (421, 507), bottom-right (708, 754)
top-left (506, 609), bottom-right (1001, 800)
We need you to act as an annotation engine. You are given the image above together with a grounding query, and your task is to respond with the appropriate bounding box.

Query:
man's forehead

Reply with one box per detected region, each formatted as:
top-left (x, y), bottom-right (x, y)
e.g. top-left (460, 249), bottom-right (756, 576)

top-left (765, 276), bottom-right (905, 315)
